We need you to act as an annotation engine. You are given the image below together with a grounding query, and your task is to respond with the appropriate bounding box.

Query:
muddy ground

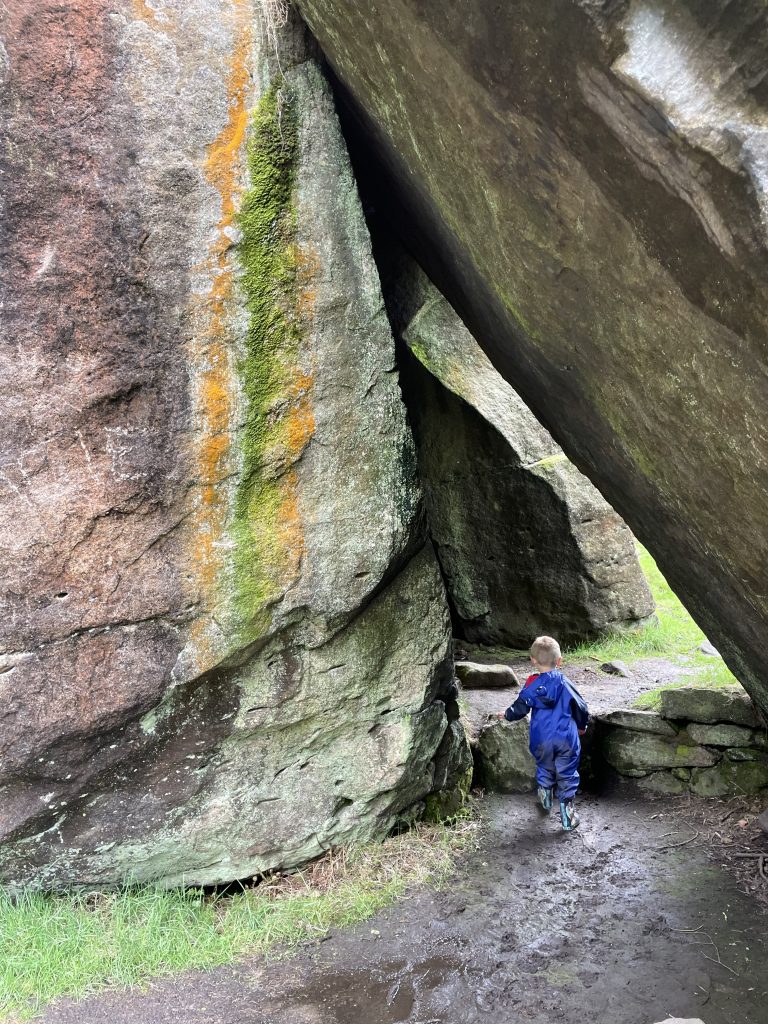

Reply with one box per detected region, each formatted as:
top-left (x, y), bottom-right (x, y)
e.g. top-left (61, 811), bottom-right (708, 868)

top-left (43, 792), bottom-right (768, 1024)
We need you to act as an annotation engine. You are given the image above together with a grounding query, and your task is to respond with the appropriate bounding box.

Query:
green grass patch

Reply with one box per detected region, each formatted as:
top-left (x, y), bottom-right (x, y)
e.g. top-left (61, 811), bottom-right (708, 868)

top-left (566, 545), bottom-right (707, 663)
top-left (564, 544), bottom-right (740, 699)
top-left (0, 818), bottom-right (479, 1021)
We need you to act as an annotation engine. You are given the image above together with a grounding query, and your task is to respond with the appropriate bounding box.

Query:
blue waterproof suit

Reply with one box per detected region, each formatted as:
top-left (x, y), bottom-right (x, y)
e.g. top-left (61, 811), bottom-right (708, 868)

top-left (504, 670), bottom-right (589, 800)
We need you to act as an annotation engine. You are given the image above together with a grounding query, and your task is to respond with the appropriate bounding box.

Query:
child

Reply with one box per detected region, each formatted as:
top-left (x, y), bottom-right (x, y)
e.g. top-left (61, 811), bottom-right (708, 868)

top-left (500, 635), bottom-right (589, 831)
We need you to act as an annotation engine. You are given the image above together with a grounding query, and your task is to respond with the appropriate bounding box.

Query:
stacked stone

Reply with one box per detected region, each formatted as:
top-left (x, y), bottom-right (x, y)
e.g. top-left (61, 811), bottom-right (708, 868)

top-left (597, 688), bottom-right (768, 797)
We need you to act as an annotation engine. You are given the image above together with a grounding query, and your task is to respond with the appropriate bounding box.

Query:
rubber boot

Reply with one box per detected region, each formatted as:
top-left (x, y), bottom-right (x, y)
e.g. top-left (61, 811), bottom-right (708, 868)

top-left (559, 798), bottom-right (581, 831)
top-left (537, 786), bottom-right (553, 813)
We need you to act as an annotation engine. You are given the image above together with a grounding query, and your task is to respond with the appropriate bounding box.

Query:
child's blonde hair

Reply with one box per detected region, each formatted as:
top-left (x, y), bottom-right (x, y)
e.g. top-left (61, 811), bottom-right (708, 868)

top-left (530, 635), bottom-right (561, 667)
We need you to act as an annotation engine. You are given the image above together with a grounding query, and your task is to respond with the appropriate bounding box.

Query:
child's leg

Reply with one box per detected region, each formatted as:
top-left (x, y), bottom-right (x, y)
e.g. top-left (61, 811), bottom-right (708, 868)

top-left (533, 744), bottom-right (556, 791)
top-left (554, 745), bottom-right (580, 802)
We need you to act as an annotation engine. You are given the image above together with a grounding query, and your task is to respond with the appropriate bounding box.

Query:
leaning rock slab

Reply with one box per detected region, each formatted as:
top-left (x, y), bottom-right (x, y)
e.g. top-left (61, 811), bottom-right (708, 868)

top-left (660, 687), bottom-right (761, 728)
top-left (456, 662), bottom-right (520, 690)
top-left (602, 728), bottom-right (719, 773)
top-left (0, 7), bottom-right (454, 887)
top-left (296, 0), bottom-right (768, 720)
top-left (383, 261), bottom-right (655, 647)
top-left (475, 720), bottom-right (536, 793)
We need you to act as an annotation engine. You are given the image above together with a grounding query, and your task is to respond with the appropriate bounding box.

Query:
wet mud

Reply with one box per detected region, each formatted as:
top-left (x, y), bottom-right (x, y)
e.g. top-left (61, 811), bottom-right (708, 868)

top-left (43, 793), bottom-right (768, 1024)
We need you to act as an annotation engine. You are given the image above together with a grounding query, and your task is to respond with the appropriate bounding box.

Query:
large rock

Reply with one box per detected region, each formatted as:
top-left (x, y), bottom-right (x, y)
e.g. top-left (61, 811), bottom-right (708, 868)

top-left (425, 720), bottom-right (474, 821)
top-left (0, 6), bottom-right (455, 886)
top-left (296, 0), bottom-right (768, 718)
top-left (636, 772), bottom-right (687, 796)
top-left (384, 265), bottom-right (654, 647)
top-left (660, 687), bottom-right (761, 728)
top-left (686, 722), bottom-right (761, 748)
top-left (455, 662), bottom-right (520, 690)
top-left (690, 760), bottom-right (768, 798)
top-left (602, 728), bottom-right (720, 773)
top-left (474, 720), bottom-right (537, 793)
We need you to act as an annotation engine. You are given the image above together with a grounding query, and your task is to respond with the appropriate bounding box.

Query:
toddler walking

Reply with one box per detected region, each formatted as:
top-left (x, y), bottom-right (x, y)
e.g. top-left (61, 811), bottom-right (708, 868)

top-left (500, 635), bottom-right (589, 831)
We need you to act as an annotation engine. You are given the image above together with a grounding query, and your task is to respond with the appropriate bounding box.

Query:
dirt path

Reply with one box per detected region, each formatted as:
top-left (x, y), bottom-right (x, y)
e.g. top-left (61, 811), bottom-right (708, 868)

top-left (42, 793), bottom-right (768, 1024)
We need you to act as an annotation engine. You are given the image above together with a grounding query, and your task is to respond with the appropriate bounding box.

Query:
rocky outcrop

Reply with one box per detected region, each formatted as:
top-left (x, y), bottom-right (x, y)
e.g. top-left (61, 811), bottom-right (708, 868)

top-left (0, 5), bottom-right (457, 887)
top-left (385, 266), bottom-right (654, 646)
top-left (296, 0), bottom-right (768, 717)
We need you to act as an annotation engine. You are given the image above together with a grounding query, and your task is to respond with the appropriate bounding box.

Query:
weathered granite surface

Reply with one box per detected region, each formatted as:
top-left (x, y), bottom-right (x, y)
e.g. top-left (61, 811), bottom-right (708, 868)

top-left (0, 3), bottom-right (454, 886)
top-left (474, 720), bottom-right (537, 794)
top-left (296, 0), bottom-right (768, 716)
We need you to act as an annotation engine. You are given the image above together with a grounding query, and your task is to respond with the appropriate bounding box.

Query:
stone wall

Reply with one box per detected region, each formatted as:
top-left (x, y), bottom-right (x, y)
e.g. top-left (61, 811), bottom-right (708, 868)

top-left (596, 689), bottom-right (768, 797)
top-left (469, 685), bottom-right (768, 799)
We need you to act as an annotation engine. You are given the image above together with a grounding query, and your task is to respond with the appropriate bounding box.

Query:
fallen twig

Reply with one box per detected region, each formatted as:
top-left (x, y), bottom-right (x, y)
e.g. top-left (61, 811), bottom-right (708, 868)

top-left (701, 951), bottom-right (739, 977)
top-left (734, 853), bottom-right (768, 881)
top-left (657, 831), bottom-right (700, 851)
top-left (672, 926), bottom-right (740, 977)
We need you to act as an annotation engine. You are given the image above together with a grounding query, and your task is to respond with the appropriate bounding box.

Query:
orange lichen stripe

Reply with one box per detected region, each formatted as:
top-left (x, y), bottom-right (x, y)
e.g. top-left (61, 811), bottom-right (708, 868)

top-left (188, 1), bottom-right (253, 666)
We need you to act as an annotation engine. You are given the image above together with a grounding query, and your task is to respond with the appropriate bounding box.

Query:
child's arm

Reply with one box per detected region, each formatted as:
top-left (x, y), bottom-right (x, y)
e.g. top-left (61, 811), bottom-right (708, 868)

top-left (565, 680), bottom-right (590, 732)
top-left (501, 692), bottom-right (533, 722)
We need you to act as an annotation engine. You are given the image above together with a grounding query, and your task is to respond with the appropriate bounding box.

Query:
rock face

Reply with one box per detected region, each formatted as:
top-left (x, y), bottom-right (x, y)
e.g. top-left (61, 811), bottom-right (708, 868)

top-left (385, 266), bottom-right (654, 647)
top-left (296, 0), bottom-right (768, 717)
top-left (0, 5), bottom-right (457, 887)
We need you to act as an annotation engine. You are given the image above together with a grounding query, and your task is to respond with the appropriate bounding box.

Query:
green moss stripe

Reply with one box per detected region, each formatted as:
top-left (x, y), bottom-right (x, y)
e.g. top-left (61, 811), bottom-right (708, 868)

top-left (232, 81), bottom-right (300, 634)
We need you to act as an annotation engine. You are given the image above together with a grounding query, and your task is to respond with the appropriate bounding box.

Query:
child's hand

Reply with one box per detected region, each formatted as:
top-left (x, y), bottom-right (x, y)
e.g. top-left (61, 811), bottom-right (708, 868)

top-left (497, 712), bottom-right (505, 720)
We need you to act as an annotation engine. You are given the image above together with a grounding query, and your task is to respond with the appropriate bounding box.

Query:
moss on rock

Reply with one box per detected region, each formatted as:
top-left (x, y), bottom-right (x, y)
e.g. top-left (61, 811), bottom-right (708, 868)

top-left (232, 81), bottom-right (301, 633)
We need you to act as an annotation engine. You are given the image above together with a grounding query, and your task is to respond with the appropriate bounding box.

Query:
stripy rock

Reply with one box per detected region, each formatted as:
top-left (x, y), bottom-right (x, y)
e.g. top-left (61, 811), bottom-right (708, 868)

top-left (296, 0), bottom-right (768, 719)
top-left (0, 4), bottom-right (455, 887)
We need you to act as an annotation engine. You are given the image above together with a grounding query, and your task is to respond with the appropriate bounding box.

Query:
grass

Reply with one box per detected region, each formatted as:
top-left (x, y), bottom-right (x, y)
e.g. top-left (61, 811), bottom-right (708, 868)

top-left (0, 818), bottom-right (479, 1021)
top-left (566, 545), bottom-right (707, 663)
top-left (564, 544), bottom-right (740, 702)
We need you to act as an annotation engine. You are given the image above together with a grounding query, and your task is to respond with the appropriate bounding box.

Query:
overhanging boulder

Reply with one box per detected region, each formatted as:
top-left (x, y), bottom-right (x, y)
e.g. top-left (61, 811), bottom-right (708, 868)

top-left (296, 0), bottom-right (768, 717)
